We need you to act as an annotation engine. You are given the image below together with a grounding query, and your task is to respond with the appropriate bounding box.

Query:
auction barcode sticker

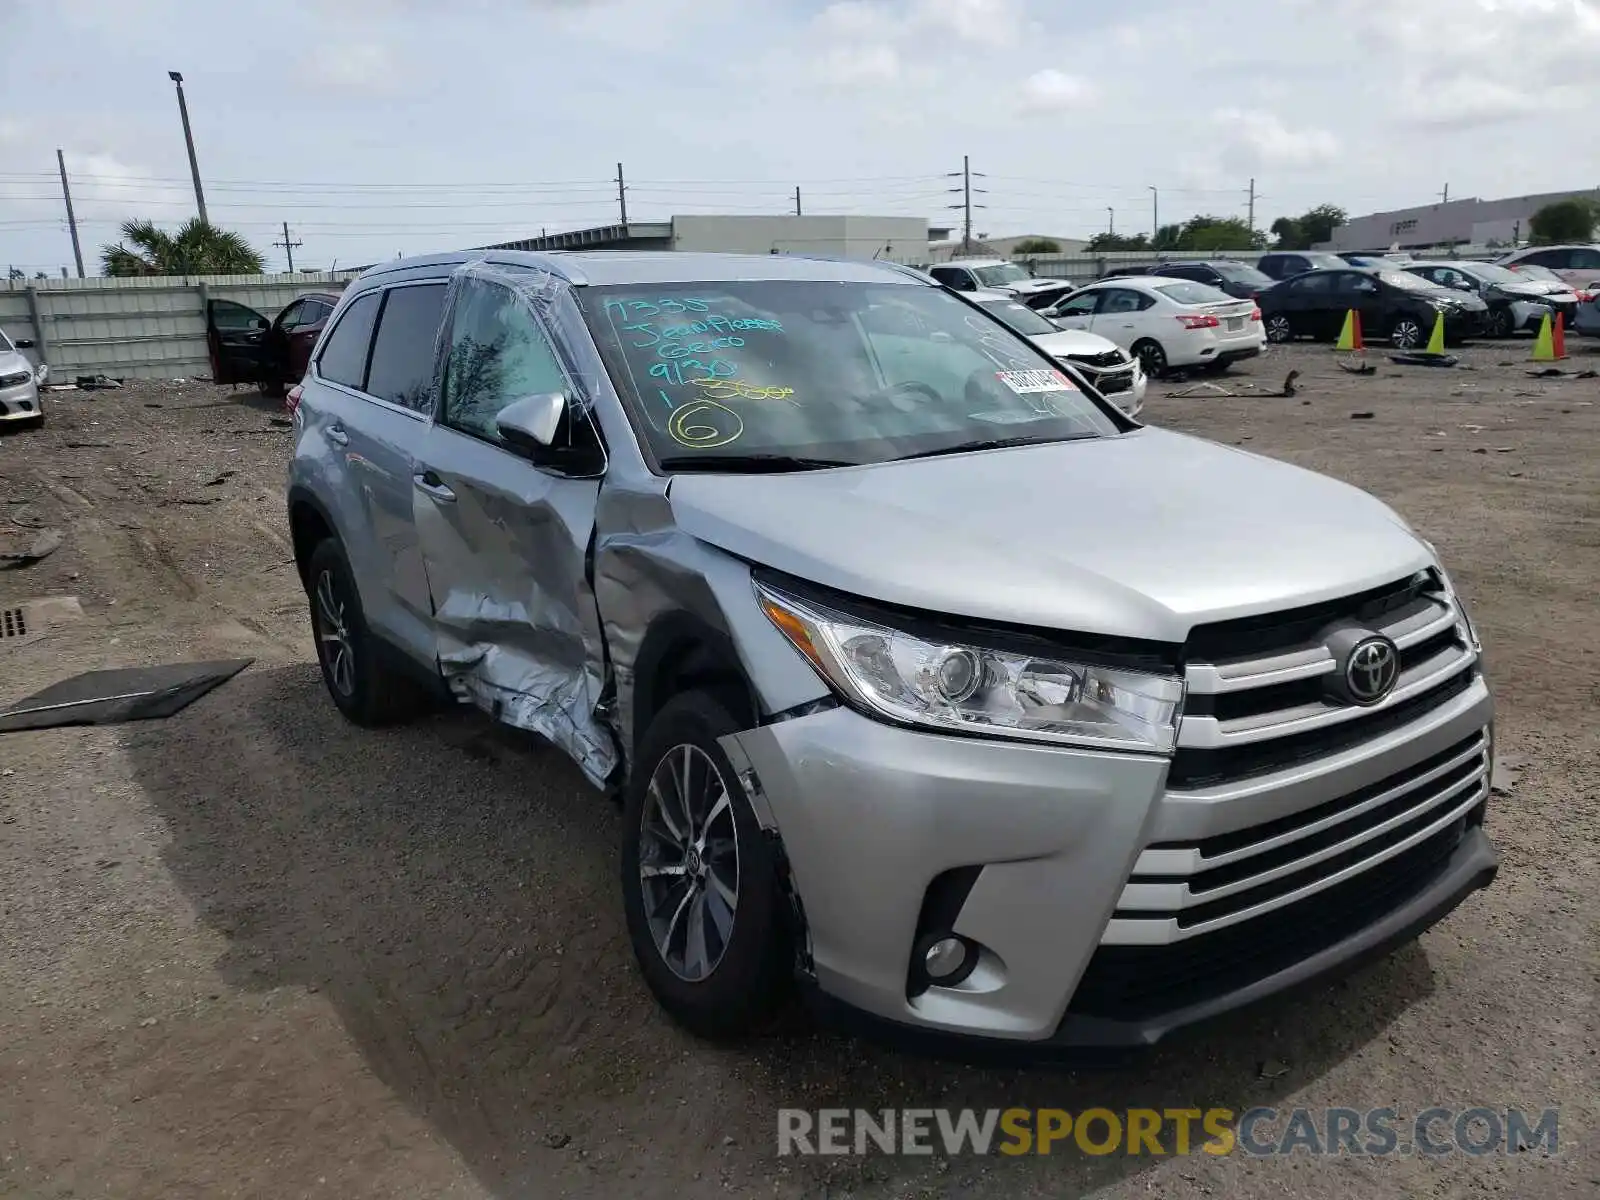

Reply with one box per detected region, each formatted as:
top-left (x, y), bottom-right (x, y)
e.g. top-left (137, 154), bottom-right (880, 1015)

top-left (996, 369), bottom-right (1078, 394)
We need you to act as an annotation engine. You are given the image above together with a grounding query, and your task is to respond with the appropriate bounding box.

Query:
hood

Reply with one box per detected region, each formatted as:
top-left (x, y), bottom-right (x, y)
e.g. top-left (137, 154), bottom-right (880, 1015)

top-left (1424, 290), bottom-right (1487, 311)
top-left (669, 428), bottom-right (1433, 644)
top-left (1027, 329), bottom-right (1127, 359)
top-left (0, 350), bottom-right (31, 378)
top-left (1001, 277), bottom-right (1071, 295)
top-left (1492, 282), bottom-right (1561, 301)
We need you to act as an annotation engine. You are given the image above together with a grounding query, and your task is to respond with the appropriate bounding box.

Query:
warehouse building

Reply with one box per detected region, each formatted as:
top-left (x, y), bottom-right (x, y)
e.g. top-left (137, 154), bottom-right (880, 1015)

top-left (487, 214), bottom-right (931, 263)
top-left (1321, 188), bottom-right (1600, 252)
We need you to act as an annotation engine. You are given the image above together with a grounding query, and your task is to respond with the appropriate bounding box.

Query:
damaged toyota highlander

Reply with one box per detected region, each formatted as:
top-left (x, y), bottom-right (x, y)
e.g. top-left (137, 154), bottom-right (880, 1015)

top-left (286, 250), bottom-right (1497, 1052)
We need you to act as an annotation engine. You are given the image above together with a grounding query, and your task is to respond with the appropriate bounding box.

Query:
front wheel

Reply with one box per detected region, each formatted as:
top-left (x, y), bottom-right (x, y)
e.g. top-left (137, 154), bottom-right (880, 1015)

top-left (1264, 314), bottom-right (1293, 343)
top-left (305, 538), bottom-right (427, 727)
top-left (1390, 316), bottom-right (1426, 349)
top-left (1131, 339), bottom-right (1168, 377)
top-left (1486, 307), bottom-right (1516, 339)
top-left (621, 691), bottom-right (791, 1037)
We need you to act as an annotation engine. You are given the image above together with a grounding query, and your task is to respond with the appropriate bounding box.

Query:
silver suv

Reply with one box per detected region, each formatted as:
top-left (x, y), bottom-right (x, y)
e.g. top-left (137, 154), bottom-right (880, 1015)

top-left (286, 251), bottom-right (1497, 1051)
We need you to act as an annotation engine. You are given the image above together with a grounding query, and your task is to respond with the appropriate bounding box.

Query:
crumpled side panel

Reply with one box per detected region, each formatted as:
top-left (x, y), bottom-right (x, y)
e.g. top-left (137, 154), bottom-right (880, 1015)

top-left (593, 483), bottom-right (832, 763)
top-left (420, 256), bottom-right (619, 786)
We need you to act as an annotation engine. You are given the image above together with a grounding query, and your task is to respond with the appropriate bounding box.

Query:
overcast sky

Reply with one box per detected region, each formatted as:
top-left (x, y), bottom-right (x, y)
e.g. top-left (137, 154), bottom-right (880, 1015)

top-left (2, 0), bottom-right (1597, 274)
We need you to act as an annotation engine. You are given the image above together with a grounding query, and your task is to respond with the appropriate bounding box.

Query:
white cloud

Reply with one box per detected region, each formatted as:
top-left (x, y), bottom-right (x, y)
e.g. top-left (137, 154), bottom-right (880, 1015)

top-left (1019, 69), bottom-right (1093, 113)
top-left (820, 44), bottom-right (905, 86)
top-left (915, 0), bottom-right (1024, 47)
top-left (300, 42), bottom-right (397, 91)
top-left (1213, 109), bottom-right (1340, 169)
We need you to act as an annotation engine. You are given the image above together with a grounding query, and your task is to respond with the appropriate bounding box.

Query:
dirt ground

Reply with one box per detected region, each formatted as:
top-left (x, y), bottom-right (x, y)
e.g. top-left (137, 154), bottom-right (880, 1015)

top-left (1, 339), bottom-right (1596, 1200)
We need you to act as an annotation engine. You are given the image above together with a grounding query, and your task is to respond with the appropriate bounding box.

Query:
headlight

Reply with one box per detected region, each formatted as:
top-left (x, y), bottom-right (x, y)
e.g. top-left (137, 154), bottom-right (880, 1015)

top-left (755, 582), bottom-right (1185, 754)
top-left (1433, 564), bottom-right (1480, 652)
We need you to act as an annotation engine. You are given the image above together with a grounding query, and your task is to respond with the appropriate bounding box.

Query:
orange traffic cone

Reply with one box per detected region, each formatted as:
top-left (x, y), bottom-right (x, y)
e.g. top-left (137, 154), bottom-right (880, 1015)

top-left (1531, 311), bottom-right (1568, 361)
top-left (1335, 309), bottom-right (1363, 351)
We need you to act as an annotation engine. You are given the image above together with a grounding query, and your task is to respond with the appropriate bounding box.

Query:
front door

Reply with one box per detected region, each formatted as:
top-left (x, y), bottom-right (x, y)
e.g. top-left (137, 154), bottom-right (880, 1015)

top-left (1047, 290), bottom-right (1100, 331)
top-left (206, 299), bottom-right (272, 384)
top-left (411, 272), bottom-right (611, 782)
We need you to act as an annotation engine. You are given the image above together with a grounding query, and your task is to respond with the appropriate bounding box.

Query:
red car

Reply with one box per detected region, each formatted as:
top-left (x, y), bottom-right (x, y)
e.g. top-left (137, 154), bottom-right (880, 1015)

top-left (206, 290), bottom-right (342, 396)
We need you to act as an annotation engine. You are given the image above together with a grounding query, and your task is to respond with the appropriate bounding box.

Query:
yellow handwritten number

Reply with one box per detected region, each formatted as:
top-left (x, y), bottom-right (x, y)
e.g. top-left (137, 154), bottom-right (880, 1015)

top-left (668, 399), bottom-right (744, 449)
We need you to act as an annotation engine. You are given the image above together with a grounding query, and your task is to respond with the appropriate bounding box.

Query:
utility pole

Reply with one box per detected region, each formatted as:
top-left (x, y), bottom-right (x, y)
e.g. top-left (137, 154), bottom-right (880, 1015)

top-left (167, 71), bottom-right (208, 223)
top-left (1106, 207), bottom-right (1114, 234)
top-left (1247, 177), bottom-right (1256, 237)
top-left (56, 149), bottom-right (84, 278)
top-left (1440, 183), bottom-right (1450, 205)
top-left (946, 155), bottom-right (986, 253)
top-left (615, 162), bottom-right (628, 226)
top-left (1149, 186), bottom-right (1159, 243)
top-left (795, 186), bottom-right (802, 216)
top-left (274, 221), bottom-right (302, 273)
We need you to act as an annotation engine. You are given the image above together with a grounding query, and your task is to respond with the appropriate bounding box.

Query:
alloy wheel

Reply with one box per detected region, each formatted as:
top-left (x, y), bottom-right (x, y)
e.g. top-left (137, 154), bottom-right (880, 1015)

top-left (639, 744), bottom-right (741, 982)
top-left (315, 568), bottom-right (355, 698)
top-left (1392, 319), bottom-right (1424, 349)
top-left (1265, 315), bottom-right (1292, 343)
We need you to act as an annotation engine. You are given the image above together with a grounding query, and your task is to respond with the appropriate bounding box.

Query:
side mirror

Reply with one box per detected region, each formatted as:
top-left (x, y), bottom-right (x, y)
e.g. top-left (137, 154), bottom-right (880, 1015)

top-left (253, 317), bottom-right (269, 330)
top-left (496, 391), bottom-right (567, 452)
top-left (14, 338), bottom-right (34, 349)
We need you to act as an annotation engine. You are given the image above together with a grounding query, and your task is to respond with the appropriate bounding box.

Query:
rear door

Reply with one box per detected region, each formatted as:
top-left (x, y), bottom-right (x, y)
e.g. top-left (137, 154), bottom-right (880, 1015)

top-left (929, 265), bottom-right (977, 292)
top-left (310, 281), bottom-right (446, 664)
top-left (1328, 271), bottom-right (1383, 339)
top-left (284, 298), bottom-right (332, 381)
top-left (206, 299), bottom-right (271, 384)
top-left (411, 271), bottom-right (608, 768)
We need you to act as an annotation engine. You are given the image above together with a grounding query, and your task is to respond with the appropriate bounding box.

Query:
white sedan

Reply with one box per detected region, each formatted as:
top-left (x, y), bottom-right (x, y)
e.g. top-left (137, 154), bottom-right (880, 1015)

top-left (1040, 276), bottom-right (1265, 375)
top-left (966, 290), bottom-right (1147, 417)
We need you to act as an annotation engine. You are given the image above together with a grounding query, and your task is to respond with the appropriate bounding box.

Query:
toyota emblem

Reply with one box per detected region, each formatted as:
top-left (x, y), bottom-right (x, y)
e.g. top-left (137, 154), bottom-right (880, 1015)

top-left (1345, 636), bottom-right (1400, 704)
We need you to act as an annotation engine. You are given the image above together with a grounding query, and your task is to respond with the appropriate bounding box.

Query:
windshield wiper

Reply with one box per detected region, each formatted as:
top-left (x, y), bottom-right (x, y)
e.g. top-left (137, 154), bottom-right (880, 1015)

top-left (658, 453), bottom-right (856, 473)
top-left (890, 433), bottom-right (1097, 462)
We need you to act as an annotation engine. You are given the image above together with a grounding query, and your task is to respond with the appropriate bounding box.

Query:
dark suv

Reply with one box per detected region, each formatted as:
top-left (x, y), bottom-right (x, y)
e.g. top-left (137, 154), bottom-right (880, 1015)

top-left (1255, 251), bottom-right (1349, 281)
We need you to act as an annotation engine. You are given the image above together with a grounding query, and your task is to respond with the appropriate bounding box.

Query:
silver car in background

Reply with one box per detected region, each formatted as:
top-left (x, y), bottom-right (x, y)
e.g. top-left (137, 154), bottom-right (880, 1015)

top-left (0, 328), bottom-right (46, 425)
top-left (286, 250), bottom-right (1497, 1053)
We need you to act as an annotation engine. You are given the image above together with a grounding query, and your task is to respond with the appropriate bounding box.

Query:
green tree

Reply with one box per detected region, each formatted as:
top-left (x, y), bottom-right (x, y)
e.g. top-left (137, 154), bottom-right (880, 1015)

top-left (1177, 215), bottom-right (1266, 251)
top-left (1528, 199), bottom-right (1596, 245)
top-left (1152, 223), bottom-right (1184, 251)
top-left (1086, 232), bottom-right (1150, 252)
top-left (100, 218), bottom-right (266, 277)
top-left (1271, 204), bottom-right (1347, 249)
top-left (1012, 237), bottom-right (1061, 254)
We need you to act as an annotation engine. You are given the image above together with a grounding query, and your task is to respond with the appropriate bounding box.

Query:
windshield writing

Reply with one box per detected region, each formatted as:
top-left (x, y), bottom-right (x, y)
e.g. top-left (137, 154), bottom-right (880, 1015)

top-left (586, 280), bottom-right (1120, 467)
top-left (977, 298), bottom-right (1058, 337)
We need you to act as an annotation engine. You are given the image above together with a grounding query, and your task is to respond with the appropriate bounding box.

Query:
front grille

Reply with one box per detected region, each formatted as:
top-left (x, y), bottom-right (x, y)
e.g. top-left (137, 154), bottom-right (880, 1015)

top-left (1169, 572), bottom-right (1478, 788)
top-left (1069, 816), bottom-right (1476, 1019)
top-left (1064, 350), bottom-right (1125, 371)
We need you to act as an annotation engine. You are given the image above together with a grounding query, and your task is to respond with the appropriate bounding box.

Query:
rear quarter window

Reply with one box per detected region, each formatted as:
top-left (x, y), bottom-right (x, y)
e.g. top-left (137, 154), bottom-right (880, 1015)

top-left (365, 283), bottom-right (448, 411)
top-left (317, 292), bottom-right (381, 389)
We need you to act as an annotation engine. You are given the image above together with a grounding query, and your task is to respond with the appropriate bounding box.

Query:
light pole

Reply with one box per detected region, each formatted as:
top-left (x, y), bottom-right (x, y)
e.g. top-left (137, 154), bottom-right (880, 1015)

top-left (1106, 207), bottom-right (1114, 235)
top-left (1149, 186), bottom-right (1158, 244)
top-left (168, 71), bottom-right (208, 224)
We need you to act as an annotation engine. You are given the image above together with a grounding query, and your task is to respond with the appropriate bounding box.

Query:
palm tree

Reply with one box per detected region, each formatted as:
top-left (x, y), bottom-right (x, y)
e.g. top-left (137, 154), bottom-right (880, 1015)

top-left (100, 218), bottom-right (266, 277)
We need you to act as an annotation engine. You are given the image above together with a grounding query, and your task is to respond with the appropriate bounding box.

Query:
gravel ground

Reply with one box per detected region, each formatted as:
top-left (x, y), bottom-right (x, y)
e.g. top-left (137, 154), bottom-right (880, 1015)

top-left (0, 340), bottom-right (1596, 1199)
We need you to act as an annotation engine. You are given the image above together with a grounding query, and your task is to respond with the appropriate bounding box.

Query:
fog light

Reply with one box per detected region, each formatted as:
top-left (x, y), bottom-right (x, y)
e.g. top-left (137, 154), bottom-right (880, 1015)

top-left (923, 936), bottom-right (969, 982)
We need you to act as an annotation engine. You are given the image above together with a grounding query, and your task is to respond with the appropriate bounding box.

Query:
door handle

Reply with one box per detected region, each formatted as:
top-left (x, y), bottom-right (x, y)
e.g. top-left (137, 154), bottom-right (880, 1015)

top-left (327, 425), bottom-right (349, 446)
top-left (413, 471), bottom-right (456, 502)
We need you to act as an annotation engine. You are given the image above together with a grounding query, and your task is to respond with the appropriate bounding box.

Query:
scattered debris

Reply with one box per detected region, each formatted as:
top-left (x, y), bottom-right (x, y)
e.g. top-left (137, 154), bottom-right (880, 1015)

top-left (1349, 411), bottom-right (1375, 420)
top-left (204, 470), bottom-right (236, 487)
top-left (73, 374), bottom-right (124, 390)
top-left (0, 659), bottom-right (254, 734)
top-left (1491, 754), bottom-right (1524, 795)
top-left (1495, 446), bottom-right (1515, 453)
top-left (1508, 470), bottom-right (1524, 477)
top-left (546, 1133), bottom-right (572, 1150)
top-left (1337, 359), bottom-right (1376, 375)
top-left (1258, 1059), bottom-right (1291, 1080)
top-left (1473, 448), bottom-right (1488, 454)
top-left (1460, 424), bottom-right (1485, 432)
top-left (268, 417), bottom-right (292, 427)
top-left (1268, 369), bottom-right (1301, 397)
top-left (0, 528), bottom-right (63, 568)
top-left (64, 441), bottom-right (113, 449)
top-left (144, 403), bottom-right (163, 409)
top-left (1388, 352), bottom-right (1459, 368)
top-left (1166, 381), bottom-right (1236, 398)
top-left (1525, 367), bottom-right (1599, 379)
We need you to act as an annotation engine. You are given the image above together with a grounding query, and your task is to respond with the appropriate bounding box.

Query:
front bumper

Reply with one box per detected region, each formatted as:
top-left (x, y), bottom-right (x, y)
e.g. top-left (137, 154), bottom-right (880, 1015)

top-left (0, 377), bottom-right (42, 421)
top-left (723, 674), bottom-right (1495, 1047)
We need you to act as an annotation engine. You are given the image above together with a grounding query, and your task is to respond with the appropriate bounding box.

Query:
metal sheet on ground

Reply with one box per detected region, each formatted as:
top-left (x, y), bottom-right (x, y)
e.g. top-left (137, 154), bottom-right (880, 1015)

top-left (0, 658), bottom-right (253, 733)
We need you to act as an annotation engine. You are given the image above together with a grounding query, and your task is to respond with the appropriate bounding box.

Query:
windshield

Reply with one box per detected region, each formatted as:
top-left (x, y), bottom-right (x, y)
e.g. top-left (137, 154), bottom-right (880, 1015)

top-left (1154, 280), bottom-right (1229, 305)
top-left (0, 329), bottom-right (12, 353)
top-left (1511, 263), bottom-right (1562, 283)
top-left (1213, 263), bottom-right (1273, 285)
top-left (583, 280), bottom-right (1122, 469)
top-left (975, 297), bottom-right (1059, 337)
top-left (972, 263), bottom-right (1031, 286)
top-left (1380, 270), bottom-right (1441, 292)
top-left (1458, 262), bottom-right (1523, 284)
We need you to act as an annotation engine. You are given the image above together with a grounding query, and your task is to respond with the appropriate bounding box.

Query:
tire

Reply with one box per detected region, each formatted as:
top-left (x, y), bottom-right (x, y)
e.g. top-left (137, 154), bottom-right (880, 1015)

top-left (1486, 307), bottom-right (1516, 339)
top-left (305, 538), bottom-right (427, 727)
top-left (1264, 314), bottom-right (1293, 343)
top-left (1131, 339), bottom-right (1168, 377)
top-left (258, 378), bottom-right (286, 399)
top-left (1390, 316), bottom-right (1426, 349)
top-left (621, 691), bottom-right (791, 1038)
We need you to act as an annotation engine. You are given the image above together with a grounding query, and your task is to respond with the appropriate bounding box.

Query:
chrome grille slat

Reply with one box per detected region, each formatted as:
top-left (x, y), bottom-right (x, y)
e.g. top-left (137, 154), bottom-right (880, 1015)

top-left (1103, 778), bottom-right (1488, 945)
top-left (1118, 762), bottom-right (1487, 911)
top-left (1135, 732), bottom-right (1489, 876)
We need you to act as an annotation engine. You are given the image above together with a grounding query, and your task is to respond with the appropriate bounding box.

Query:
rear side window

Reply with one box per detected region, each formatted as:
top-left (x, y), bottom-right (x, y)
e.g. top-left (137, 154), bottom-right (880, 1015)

top-left (317, 292), bottom-right (381, 389)
top-left (366, 283), bottom-right (448, 411)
